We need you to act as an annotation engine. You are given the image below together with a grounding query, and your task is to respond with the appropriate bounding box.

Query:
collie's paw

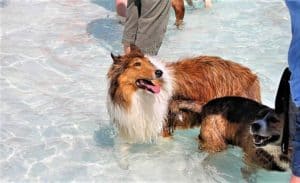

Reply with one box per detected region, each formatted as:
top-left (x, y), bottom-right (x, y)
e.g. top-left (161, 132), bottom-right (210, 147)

top-left (174, 20), bottom-right (184, 29)
top-left (118, 158), bottom-right (129, 170)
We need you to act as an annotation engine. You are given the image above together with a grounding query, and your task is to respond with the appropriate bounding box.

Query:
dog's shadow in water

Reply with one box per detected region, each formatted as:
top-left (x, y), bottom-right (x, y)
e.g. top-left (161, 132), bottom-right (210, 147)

top-left (93, 124), bottom-right (116, 148)
top-left (87, 18), bottom-right (123, 53)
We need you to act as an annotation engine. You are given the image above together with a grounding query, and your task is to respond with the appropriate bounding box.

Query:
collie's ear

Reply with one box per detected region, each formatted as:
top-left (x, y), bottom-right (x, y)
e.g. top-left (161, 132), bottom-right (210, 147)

top-left (130, 44), bottom-right (144, 56)
top-left (111, 53), bottom-right (121, 64)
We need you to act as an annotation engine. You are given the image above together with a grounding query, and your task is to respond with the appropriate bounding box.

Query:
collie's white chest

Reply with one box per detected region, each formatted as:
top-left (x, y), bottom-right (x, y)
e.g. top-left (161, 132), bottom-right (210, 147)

top-left (107, 90), bottom-right (170, 143)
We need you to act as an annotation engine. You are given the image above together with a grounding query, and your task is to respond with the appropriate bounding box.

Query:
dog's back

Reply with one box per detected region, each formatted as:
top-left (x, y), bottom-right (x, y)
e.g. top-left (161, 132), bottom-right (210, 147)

top-left (168, 56), bottom-right (261, 103)
top-left (199, 96), bottom-right (268, 126)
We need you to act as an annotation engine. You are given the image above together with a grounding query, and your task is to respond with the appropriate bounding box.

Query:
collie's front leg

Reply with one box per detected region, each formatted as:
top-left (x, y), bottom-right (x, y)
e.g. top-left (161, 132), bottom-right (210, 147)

top-left (114, 137), bottom-right (130, 170)
top-left (162, 124), bottom-right (173, 137)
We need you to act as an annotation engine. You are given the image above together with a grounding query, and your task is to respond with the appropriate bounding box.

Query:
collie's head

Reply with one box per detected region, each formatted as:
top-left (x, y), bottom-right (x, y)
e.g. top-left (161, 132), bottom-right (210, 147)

top-left (107, 45), bottom-right (166, 107)
top-left (106, 45), bottom-right (173, 143)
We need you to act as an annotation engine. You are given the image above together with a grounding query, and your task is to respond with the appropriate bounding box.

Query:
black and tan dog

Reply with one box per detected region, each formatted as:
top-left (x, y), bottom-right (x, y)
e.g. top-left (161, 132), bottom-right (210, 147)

top-left (195, 68), bottom-right (291, 172)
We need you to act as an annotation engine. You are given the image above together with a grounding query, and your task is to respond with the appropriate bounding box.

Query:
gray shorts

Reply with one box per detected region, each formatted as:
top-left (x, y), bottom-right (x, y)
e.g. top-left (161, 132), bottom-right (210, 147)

top-left (122, 0), bottom-right (171, 55)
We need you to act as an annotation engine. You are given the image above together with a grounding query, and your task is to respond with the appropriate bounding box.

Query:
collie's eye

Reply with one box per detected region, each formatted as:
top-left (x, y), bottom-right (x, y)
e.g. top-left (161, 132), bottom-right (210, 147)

top-left (134, 62), bottom-right (141, 67)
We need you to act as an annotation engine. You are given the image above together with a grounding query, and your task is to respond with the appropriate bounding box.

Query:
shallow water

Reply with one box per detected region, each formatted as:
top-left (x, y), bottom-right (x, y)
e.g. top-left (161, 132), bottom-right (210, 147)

top-left (0, 0), bottom-right (291, 182)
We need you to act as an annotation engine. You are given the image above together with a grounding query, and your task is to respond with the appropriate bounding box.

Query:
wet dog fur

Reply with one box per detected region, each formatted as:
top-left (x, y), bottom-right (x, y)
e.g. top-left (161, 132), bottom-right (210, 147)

top-left (107, 45), bottom-right (261, 143)
top-left (196, 68), bottom-right (291, 172)
top-left (107, 46), bottom-right (172, 143)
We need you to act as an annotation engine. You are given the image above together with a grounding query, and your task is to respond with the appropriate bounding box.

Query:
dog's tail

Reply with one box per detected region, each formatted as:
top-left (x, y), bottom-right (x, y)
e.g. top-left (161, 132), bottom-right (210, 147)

top-left (275, 68), bottom-right (291, 154)
top-left (175, 100), bottom-right (204, 128)
top-left (168, 100), bottom-right (204, 131)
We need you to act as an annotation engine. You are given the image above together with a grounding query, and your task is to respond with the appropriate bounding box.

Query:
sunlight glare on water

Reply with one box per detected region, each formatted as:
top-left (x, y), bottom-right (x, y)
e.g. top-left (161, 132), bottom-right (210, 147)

top-left (0, 0), bottom-right (291, 182)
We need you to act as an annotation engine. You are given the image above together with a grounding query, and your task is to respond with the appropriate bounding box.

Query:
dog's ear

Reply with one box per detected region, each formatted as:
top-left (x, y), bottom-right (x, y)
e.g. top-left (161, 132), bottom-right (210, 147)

top-left (111, 53), bottom-right (121, 64)
top-left (274, 67), bottom-right (291, 155)
top-left (275, 68), bottom-right (291, 114)
top-left (130, 44), bottom-right (144, 56)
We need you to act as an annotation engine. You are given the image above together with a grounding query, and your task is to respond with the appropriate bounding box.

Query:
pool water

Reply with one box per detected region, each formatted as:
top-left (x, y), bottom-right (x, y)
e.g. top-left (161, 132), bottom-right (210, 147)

top-left (0, 0), bottom-right (292, 182)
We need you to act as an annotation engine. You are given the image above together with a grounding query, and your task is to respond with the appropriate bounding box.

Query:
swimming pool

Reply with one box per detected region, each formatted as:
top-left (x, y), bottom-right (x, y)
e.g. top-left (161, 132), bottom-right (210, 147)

top-left (0, 0), bottom-right (291, 182)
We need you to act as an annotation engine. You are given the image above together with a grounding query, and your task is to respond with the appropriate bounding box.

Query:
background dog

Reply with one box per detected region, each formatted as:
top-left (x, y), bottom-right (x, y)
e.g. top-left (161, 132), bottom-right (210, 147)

top-left (196, 68), bottom-right (291, 172)
top-left (116, 0), bottom-right (212, 27)
top-left (107, 45), bottom-right (260, 144)
top-left (172, 0), bottom-right (212, 28)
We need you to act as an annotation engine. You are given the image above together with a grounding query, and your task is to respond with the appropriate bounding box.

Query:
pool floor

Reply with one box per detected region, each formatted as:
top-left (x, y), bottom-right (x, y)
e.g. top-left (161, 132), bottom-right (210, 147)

top-left (0, 0), bottom-right (291, 182)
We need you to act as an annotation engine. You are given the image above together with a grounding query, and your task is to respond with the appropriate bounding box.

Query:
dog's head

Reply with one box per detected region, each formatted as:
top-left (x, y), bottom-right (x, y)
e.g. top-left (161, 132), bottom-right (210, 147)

top-left (107, 45), bottom-right (172, 142)
top-left (250, 110), bottom-right (284, 147)
top-left (107, 45), bottom-right (166, 103)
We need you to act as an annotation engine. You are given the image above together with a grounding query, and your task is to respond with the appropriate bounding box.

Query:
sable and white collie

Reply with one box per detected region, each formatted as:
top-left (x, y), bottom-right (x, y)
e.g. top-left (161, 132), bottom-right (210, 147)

top-left (107, 45), bottom-right (261, 144)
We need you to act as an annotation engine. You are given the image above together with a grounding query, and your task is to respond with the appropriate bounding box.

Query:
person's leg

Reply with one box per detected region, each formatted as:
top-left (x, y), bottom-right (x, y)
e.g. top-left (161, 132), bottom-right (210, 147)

top-left (134, 0), bottom-right (171, 55)
top-left (286, 1), bottom-right (300, 181)
top-left (286, 0), bottom-right (300, 108)
top-left (289, 99), bottom-right (300, 178)
top-left (122, 0), bottom-right (138, 54)
top-left (116, 0), bottom-right (127, 17)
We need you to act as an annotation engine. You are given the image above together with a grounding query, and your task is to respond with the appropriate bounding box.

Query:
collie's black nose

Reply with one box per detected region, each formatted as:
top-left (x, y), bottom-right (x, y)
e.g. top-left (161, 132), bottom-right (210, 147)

top-left (155, 69), bottom-right (163, 78)
top-left (251, 123), bottom-right (261, 132)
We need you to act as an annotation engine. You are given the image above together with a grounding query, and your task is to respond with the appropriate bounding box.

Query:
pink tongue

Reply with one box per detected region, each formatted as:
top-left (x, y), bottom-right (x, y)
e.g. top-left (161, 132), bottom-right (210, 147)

top-left (146, 84), bottom-right (160, 94)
